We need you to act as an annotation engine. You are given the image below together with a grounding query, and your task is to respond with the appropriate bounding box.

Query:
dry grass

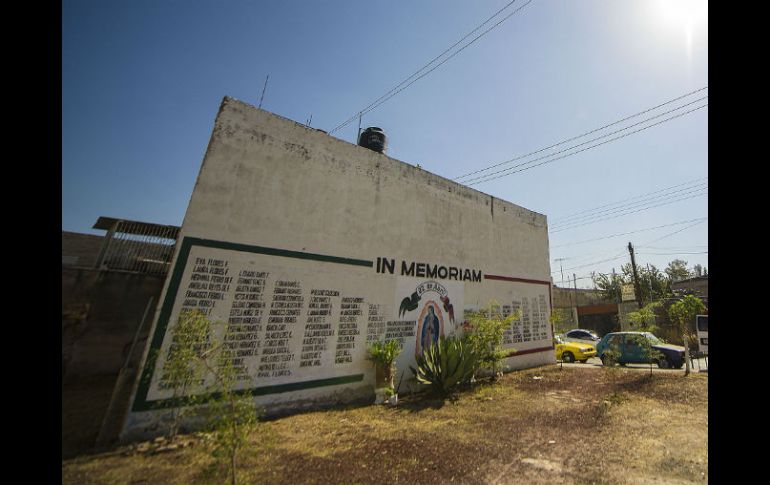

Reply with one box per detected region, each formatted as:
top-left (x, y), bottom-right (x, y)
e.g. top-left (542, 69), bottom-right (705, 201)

top-left (62, 366), bottom-right (708, 484)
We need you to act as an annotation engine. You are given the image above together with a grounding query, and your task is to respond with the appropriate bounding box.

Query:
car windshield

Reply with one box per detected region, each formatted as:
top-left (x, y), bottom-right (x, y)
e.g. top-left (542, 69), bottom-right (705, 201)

top-left (643, 332), bottom-right (663, 345)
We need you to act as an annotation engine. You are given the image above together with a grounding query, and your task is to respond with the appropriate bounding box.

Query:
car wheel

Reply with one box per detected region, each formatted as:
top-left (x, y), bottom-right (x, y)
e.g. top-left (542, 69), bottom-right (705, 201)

top-left (657, 357), bottom-right (669, 369)
top-left (562, 352), bottom-right (575, 363)
top-left (601, 354), bottom-right (612, 366)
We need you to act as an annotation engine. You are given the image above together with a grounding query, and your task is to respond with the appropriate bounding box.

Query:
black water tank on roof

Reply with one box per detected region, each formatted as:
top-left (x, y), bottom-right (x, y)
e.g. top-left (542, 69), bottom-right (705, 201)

top-left (358, 127), bottom-right (387, 153)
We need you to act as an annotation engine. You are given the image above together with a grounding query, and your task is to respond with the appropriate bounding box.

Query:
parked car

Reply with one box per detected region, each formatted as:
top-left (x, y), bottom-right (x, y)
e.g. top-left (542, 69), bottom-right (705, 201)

top-left (554, 334), bottom-right (597, 363)
top-left (595, 332), bottom-right (685, 369)
top-left (563, 329), bottom-right (601, 347)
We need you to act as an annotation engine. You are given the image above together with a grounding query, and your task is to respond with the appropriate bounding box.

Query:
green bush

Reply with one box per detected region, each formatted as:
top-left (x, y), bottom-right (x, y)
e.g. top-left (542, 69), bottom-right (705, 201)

top-left (464, 303), bottom-right (517, 377)
top-left (366, 339), bottom-right (402, 366)
top-left (410, 336), bottom-right (478, 397)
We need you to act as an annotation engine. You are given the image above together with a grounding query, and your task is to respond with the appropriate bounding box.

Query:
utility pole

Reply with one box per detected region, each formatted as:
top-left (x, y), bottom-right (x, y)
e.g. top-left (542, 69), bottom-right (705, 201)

top-left (628, 242), bottom-right (643, 309)
top-left (555, 258), bottom-right (567, 288)
top-left (572, 273), bottom-right (580, 327)
top-left (554, 258), bottom-right (569, 325)
top-left (646, 263), bottom-right (654, 302)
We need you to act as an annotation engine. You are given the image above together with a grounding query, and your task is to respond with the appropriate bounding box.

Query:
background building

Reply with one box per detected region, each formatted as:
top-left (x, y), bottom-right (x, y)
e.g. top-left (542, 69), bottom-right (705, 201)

top-left (551, 286), bottom-right (618, 336)
top-left (62, 219), bottom-right (180, 457)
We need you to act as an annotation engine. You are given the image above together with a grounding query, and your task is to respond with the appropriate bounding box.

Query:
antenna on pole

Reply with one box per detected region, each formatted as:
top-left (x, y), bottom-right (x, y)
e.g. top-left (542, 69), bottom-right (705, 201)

top-left (554, 258), bottom-right (567, 288)
top-left (259, 74), bottom-right (270, 109)
top-left (357, 112), bottom-right (363, 143)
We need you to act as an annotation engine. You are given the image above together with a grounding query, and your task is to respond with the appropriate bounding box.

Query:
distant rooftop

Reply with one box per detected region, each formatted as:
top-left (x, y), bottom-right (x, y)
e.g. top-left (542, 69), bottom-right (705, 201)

top-left (93, 216), bottom-right (180, 239)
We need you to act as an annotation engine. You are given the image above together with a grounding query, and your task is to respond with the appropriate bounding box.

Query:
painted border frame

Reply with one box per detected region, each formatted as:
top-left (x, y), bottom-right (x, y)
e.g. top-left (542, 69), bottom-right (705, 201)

top-left (131, 237), bottom-right (373, 412)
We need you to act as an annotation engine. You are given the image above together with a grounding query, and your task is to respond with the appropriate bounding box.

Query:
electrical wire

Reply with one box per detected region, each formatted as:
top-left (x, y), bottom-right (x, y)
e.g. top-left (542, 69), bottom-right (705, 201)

top-left (549, 191), bottom-right (707, 233)
top-left (550, 177), bottom-right (707, 224)
top-left (549, 183), bottom-right (707, 230)
top-left (464, 103), bottom-right (708, 186)
top-left (453, 87), bottom-right (708, 182)
top-left (551, 219), bottom-right (707, 275)
top-left (637, 251), bottom-right (709, 256)
top-left (550, 217), bottom-right (708, 248)
top-left (330, 0), bottom-right (533, 135)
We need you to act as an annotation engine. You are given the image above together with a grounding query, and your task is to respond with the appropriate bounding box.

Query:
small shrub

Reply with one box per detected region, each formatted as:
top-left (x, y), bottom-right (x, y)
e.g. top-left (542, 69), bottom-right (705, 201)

top-left (464, 302), bottom-right (518, 378)
top-left (668, 295), bottom-right (706, 376)
top-left (157, 310), bottom-right (260, 485)
top-left (367, 339), bottom-right (402, 389)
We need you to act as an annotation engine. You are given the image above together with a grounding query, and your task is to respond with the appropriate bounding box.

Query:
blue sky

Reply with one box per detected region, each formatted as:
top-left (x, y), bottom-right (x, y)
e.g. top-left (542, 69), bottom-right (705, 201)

top-left (62, 0), bottom-right (708, 288)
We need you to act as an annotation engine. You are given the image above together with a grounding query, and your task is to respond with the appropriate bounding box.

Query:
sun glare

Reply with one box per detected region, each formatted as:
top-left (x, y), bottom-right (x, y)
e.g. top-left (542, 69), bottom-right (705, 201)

top-left (654, 0), bottom-right (708, 29)
top-left (652, 0), bottom-right (707, 62)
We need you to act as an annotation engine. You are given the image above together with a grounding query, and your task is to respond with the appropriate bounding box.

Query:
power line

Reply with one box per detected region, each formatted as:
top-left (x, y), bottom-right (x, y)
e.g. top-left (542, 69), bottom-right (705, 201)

top-left (549, 182), bottom-right (707, 230)
top-left (458, 96), bottom-right (707, 185)
top-left (551, 219), bottom-right (707, 275)
top-left (453, 86), bottom-right (707, 182)
top-left (550, 217), bottom-right (708, 248)
top-left (641, 218), bottom-right (708, 246)
top-left (463, 102), bottom-right (708, 186)
top-left (637, 251), bottom-right (708, 256)
top-left (549, 191), bottom-right (707, 233)
top-left (549, 187), bottom-right (708, 232)
top-left (638, 245), bottom-right (708, 250)
top-left (329, 0), bottom-right (533, 135)
top-left (550, 177), bottom-right (707, 224)
top-left (551, 253), bottom-right (628, 274)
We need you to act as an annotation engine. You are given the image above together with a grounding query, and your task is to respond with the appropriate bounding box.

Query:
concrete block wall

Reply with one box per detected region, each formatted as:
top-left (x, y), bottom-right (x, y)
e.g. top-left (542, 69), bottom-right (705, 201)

top-left (62, 231), bottom-right (104, 268)
top-left (62, 267), bottom-right (165, 380)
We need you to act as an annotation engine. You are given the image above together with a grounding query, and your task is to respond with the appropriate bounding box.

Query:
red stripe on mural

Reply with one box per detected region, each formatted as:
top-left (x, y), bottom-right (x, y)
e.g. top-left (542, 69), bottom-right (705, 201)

top-left (483, 274), bottom-right (553, 310)
top-left (507, 346), bottom-right (554, 357)
top-left (484, 274), bottom-right (551, 286)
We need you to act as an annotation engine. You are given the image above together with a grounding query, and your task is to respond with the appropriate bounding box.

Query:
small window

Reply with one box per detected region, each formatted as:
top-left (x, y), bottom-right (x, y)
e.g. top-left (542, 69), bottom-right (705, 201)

top-left (697, 316), bottom-right (708, 332)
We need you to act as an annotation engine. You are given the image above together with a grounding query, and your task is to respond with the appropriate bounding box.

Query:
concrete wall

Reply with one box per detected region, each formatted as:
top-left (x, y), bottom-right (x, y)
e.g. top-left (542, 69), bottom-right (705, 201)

top-left (123, 97), bottom-right (554, 440)
top-left (551, 288), bottom-right (617, 335)
top-left (62, 267), bottom-right (165, 380)
top-left (552, 287), bottom-right (612, 308)
top-left (62, 231), bottom-right (104, 268)
top-left (672, 276), bottom-right (708, 298)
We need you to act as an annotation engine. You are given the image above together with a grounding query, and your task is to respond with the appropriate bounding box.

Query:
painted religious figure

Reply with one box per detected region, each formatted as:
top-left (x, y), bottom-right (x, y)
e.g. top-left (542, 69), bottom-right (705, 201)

top-left (420, 305), bottom-right (440, 353)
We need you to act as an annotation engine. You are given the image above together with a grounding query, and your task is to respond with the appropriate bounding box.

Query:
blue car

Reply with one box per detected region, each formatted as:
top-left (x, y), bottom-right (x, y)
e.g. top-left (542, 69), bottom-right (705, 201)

top-left (595, 332), bottom-right (686, 369)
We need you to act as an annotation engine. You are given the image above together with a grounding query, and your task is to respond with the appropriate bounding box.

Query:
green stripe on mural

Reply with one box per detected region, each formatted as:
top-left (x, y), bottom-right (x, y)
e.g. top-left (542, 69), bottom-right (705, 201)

top-left (131, 237), bottom-right (373, 413)
top-left (185, 237), bottom-right (374, 267)
top-left (134, 374), bottom-right (365, 412)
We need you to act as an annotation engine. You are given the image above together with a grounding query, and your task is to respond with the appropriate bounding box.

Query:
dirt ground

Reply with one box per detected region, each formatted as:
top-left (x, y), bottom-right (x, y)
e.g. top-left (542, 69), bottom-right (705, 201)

top-left (62, 366), bottom-right (708, 484)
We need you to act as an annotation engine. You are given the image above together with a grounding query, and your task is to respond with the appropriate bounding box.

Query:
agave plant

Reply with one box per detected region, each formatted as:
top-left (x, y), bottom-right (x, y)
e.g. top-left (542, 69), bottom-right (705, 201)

top-left (410, 336), bottom-right (479, 397)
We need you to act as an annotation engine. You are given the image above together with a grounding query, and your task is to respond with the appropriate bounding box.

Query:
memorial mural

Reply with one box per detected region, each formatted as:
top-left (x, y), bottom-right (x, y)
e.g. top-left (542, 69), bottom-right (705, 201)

top-left (131, 238), bottom-right (552, 415)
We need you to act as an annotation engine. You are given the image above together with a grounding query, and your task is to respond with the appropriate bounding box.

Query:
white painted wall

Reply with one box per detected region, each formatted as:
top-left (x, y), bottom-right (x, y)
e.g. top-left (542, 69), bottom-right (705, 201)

top-left (123, 96), bottom-right (554, 440)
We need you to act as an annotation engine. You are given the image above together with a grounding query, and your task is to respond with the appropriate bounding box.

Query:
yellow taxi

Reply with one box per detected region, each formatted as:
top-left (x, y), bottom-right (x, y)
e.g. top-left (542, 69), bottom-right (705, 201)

top-left (554, 334), bottom-right (597, 363)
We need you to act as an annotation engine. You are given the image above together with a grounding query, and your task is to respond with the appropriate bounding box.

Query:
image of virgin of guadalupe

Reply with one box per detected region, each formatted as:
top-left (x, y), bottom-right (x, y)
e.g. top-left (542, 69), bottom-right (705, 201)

top-left (421, 305), bottom-right (440, 354)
